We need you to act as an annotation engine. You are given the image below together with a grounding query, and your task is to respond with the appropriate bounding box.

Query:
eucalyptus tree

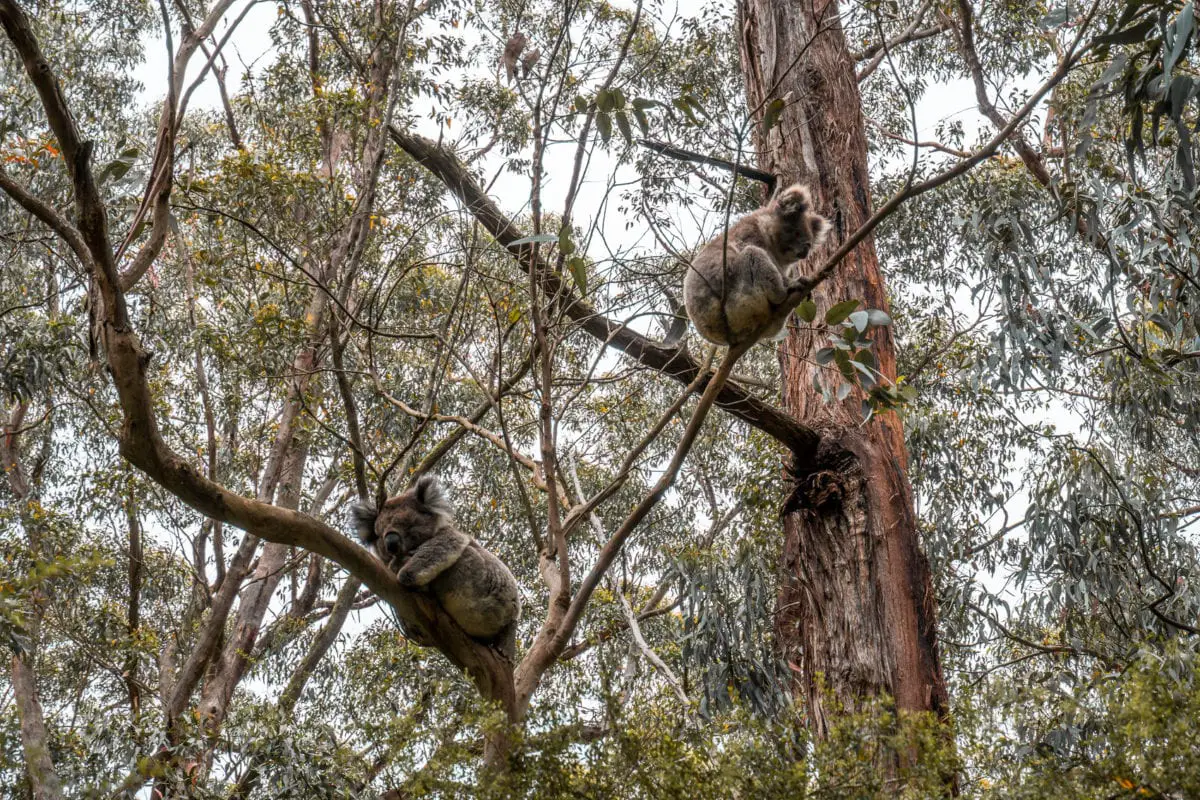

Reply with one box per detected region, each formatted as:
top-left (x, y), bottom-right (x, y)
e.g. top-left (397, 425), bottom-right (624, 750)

top-left (1, 0), bottom-right (800, 794)
top-left (1, 0), bottom-right (1198, 797)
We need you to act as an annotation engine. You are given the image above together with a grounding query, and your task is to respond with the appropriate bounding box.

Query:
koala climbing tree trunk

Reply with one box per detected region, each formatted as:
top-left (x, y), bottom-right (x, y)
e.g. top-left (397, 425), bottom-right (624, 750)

top-left (737, 0), bottom-right (951, 744)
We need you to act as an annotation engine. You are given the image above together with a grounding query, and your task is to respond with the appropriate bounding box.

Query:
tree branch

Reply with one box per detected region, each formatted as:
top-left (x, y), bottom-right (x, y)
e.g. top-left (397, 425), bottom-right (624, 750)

top-left (229, 576), bottom-right (363, 799)
top-left (967, 601), bottom-right (1108, 661)
top-left (1, 0), bottom-right (123, 305)
top-left (953, 0), bottom-right (1105, 246)
top-left (515, 341), bottom-right (752, 710)
top-left (865, 116), bottom-right (972, 158)
top-left (638, 138), bottom-right (777, 193)
top-left (619, 590), bottom-right (693, 717)
top-left (855, 1), bottom-right (947, 82)
top-left (389, 127), bottom-right (823, 459)
top-left (3, 400), bottom-right (65, 800)
top-left (0, 167), bottom-right (93, 269)
top-left (117, 0), bottom-right (242, 290)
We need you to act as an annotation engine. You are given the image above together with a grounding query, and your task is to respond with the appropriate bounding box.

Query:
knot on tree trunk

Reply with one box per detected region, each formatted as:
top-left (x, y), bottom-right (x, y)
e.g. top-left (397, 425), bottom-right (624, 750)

top-left (783, 469), bottom-right (844, 515)
top-left (783, 439), bottom-right (858, 515)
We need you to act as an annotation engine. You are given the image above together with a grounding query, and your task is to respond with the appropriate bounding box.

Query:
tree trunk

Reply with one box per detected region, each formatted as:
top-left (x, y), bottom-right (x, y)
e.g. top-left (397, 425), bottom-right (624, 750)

top-left (4, 403), bottom-right (65, 800)
top-left (11, 654), bottom-right (63, 800)
top-left (737, 0), bottom-right (950, 735)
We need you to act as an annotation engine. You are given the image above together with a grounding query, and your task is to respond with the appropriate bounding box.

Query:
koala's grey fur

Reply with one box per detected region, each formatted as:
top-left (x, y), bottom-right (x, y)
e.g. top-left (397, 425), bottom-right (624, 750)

top-left (683, 183), bottom-right (831, 347)
top-left (501, 31), bottom-right (528, 83)
top-left (352, 476), bottom-right (521, 658)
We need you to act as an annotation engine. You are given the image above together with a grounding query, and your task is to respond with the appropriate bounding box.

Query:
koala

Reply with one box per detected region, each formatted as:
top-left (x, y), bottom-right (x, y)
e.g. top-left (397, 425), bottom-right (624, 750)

top-left (683, 183), bottom-right (831, 347)
top-left (501, 31), bottom-right (528, 83)
top-left (352, 476), bottom-right (521, 659)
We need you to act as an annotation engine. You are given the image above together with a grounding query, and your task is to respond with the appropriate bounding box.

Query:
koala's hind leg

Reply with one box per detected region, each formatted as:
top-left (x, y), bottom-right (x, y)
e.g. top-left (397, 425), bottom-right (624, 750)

top-left (494, 621), bottom-right (518, 662)
top-left (397, 532), bottom-right (471, 589)
top-left (716, 244), bottom-right (787, 342)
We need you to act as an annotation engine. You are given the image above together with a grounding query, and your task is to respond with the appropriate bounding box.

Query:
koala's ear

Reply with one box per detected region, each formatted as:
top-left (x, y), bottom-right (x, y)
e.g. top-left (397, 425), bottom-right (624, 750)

top-left (349, 502), bottom-right (379, 543)
top-left (414, 475), bottom-right (451, 514)
top-left (772, 183), bottom-right (813, 215)
top-left (811, 214), bottom-right (831, 247)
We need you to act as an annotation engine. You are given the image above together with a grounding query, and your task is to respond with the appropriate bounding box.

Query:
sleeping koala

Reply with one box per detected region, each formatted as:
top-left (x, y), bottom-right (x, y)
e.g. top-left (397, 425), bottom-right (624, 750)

top-left (352, 476), bottom-right (521, 659)
top-left (684, 183), bottom-right (830, 347)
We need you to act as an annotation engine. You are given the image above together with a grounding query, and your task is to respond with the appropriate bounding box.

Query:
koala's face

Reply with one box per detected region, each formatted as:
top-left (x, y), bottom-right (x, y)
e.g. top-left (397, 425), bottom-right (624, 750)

top-left (778, 209), bottom-right (830, 261)
top-left (374, 495), bottom-right (439, 560)
top-left (787, 215), bottom-right (825, 260)
top-left (772, 183), bottom-right (831, 261)
top-left (351, 476), bottom-right (453, 563)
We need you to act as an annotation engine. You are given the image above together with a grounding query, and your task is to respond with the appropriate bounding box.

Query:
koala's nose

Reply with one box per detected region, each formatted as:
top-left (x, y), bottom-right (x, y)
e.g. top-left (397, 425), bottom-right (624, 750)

top-left (384, 533), bottom-right (402, 555)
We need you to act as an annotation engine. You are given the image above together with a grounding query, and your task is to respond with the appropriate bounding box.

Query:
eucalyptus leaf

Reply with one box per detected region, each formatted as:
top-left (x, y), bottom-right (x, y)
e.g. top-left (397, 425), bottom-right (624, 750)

top-left (615, 110), bottom-right (633, 144)
top-left (508, 233), bottom-right (558, 246)
top-left (567, 256), bottom-right (588, 296)
top-left (825, 299), bottom-right (860, 325)
top-left (866, 309), bottom-right (892, 327)
top-left (596, 111), bottom-right (612, 143)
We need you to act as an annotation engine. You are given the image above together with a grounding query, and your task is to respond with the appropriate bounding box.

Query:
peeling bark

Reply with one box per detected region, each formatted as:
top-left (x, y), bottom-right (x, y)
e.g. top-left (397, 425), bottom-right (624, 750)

top-left (737, 0), bottom-right (950, 739)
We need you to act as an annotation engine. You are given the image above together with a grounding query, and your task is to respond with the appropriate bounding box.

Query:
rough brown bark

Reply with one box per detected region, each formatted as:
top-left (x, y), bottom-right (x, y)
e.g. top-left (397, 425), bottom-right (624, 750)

top-left (737, 0), bottom-right (950, 734)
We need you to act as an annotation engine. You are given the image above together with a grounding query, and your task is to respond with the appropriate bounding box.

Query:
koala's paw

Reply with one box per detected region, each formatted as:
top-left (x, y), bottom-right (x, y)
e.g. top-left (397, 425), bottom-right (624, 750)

top-left (786, 277), bottom-right (814, 296)
top-left (774, 183), bottom-right (813, 217)
top-left (396, 568), bottom-right (420, 589)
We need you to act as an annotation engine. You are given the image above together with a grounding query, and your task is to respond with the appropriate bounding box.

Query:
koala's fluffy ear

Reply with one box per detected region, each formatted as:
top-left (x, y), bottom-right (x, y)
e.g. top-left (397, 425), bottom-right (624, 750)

top-left (414, 474), bottom-right (452, 515)
top-left (350, 502), bottom-right (379, 543)
top-left (811, 214), bottom-right (831, 247)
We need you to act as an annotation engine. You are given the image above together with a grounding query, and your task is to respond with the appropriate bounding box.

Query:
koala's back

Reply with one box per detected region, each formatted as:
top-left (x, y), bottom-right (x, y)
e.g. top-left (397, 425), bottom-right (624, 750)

top-left (725, 210), bottom-right (782, 257)
top-left (684, 211), bottom-right (791, 346)
top-left (431, 542), bottom-right (521, 640)
top-left (683, 183), bottom-right (829, 347)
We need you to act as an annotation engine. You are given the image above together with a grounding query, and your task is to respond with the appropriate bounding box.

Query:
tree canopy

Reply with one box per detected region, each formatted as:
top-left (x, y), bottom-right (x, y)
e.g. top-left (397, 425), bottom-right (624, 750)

top-left (1, 0), bottom-right (1198, 797)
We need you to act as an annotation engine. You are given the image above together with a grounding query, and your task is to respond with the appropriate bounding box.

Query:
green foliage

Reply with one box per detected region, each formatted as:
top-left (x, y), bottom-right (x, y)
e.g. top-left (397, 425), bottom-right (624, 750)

top-left (387, 696), bottom-right (960, 800)
top-left (1, 0), bottom-right (1198, 797)
top-left (961, 645), bottom-right (1200, 798)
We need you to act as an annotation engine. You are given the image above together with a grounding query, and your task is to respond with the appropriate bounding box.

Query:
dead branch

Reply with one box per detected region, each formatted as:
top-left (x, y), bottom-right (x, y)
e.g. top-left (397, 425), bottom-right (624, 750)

top-left (639, 138), bottom-right (777, 192)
